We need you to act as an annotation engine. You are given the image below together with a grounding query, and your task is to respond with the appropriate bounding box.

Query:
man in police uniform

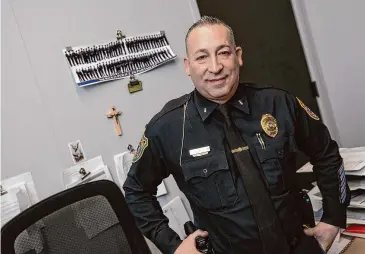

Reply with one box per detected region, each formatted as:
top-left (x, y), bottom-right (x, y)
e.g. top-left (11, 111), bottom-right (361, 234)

top-left (123, 16), bottom-right (350, 254)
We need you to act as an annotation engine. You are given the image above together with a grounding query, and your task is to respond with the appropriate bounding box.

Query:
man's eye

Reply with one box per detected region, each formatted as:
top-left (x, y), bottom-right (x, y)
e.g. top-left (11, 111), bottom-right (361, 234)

top-left (219, 51), bottom-right (231, 56)
top-left (196, 55), bottom-right (207, 60)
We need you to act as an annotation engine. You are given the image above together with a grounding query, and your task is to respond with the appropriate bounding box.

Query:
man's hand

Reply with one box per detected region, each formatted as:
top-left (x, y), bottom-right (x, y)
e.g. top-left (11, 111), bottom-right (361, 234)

top-left (304, 222), bottom-right (339, 252)
top-left (174, 229), bottom-right (208, 254)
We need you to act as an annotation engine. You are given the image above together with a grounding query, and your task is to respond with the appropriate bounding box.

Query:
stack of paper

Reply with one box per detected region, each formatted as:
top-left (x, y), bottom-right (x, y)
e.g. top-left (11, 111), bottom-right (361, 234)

top-left (301, 147), bottom-right (365, 227)
top-left (338, 147), bottom-right (365, 225)
top-left (1, 172), bottom-right (39, 228)
top-left (1, 188), bottom-right (22, 227)
top-left (340, 147), bottom-right (365, 177)
top-left (297, 147), bottom-right (365, 175)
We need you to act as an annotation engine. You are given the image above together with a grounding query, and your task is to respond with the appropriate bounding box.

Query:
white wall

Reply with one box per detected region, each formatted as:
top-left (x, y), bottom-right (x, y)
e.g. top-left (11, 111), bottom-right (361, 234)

top-left (1, 0), bottom-right (200, 218)
top-left (294, 0), bottom-right (365, 147)
top-left (2, 1), bottom-right (202, 252)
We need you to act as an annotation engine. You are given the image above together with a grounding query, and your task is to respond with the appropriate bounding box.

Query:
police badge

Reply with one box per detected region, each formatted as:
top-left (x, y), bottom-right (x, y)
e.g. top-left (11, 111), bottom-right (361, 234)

top-left (261, 114), bottom-right (278, 138)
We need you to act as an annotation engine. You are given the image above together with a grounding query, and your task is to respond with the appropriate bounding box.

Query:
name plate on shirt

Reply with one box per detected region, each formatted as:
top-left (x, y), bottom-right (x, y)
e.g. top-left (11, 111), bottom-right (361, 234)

top-left (189, 146), bottom-right (210, 157)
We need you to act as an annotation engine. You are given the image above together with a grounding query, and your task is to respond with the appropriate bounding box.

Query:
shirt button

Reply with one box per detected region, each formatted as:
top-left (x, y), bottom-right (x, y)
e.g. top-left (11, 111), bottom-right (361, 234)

top-left (203, 169), bottom-right (208, 174)
top-left (278, 150), bottom-right (284, 156)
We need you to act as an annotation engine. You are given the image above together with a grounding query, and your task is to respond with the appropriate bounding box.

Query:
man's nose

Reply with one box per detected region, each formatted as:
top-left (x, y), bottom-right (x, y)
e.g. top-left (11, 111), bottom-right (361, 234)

top-left (208, 56), bottom-right (223, 74)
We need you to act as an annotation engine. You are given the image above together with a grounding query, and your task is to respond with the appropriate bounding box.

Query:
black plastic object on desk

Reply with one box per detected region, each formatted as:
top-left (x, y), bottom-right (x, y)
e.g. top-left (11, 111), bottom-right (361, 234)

top-left (184, 221), bottom-right (214, 254)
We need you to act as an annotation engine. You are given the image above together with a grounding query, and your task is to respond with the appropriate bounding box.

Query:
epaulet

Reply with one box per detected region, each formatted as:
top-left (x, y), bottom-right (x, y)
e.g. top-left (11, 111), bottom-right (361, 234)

top-left (148, 93), bottom-right (192, 126)
top-left (244, 83), bottom-right (293, 99)
top-left (244, 83), bottom-right (273, 90)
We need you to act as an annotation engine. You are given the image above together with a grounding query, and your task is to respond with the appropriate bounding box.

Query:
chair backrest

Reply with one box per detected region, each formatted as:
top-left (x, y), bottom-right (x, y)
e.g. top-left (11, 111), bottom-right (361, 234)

top-left (1, 180), bottom-right (151, 254)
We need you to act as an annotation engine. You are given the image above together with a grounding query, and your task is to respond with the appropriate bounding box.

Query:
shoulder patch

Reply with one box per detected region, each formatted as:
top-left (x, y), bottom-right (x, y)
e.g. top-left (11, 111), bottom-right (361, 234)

top-left (296, 97), bottom-right (320, 121)
top-left (132, 133), bottom-right (149, 163)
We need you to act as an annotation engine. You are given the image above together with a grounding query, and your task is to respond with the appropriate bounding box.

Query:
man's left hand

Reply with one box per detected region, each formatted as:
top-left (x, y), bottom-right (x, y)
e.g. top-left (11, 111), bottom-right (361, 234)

top-left (303, 222), bottom-right (339, 252)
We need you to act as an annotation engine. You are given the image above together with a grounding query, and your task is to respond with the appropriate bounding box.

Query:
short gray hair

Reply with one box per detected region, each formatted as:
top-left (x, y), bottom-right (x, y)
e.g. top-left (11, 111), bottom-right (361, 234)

top-left (185, 16), bottom-right (236, 53)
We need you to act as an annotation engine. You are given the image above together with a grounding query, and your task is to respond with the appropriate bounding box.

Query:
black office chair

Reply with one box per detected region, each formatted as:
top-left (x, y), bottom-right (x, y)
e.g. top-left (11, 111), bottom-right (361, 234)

top-left (1, 180), bottom-right (151, 254)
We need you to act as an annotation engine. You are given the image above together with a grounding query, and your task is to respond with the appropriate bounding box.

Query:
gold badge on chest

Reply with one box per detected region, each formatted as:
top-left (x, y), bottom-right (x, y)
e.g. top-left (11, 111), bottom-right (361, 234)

top-left (261, 114), bottom-right (278, 138)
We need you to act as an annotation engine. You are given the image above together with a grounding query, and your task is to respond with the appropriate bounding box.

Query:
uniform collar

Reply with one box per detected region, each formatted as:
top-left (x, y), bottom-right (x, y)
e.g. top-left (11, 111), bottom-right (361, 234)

top-left (229, 84), bottom-right (250, 115)
top-left (194, 84), bottom-right (250, 121)
top-left (194, 89), bottom-right (218, 121)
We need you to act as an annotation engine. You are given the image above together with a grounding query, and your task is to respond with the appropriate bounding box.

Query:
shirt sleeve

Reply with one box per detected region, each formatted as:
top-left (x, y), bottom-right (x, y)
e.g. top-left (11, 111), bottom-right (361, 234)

top-left (123, 127), bottom-right (182, 254)
top-left (293, 96), bottom-right (350, 228)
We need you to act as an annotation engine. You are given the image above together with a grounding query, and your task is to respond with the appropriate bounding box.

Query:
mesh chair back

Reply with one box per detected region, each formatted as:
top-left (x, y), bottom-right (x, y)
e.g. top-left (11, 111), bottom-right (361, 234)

top-left (1, 180), bottom-right (151, 254)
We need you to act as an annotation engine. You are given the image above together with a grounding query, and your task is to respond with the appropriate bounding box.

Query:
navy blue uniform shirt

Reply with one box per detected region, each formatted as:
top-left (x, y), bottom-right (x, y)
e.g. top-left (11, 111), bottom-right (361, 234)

top-left (123, 84), bottom-right (350, 254)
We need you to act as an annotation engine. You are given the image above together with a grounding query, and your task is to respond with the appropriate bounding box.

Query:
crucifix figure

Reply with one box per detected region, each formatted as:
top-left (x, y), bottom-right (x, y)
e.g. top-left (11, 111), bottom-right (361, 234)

top-left (106, 105), bottom-right (123, 136)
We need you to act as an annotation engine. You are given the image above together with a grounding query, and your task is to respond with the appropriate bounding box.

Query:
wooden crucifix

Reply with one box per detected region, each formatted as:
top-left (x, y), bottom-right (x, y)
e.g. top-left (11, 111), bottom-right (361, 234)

top-left (106, 105), bottom-right (123, 136)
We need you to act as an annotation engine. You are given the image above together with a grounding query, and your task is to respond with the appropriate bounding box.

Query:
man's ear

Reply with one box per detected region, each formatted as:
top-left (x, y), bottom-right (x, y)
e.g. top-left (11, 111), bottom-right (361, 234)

top-left (184, 56), bottom-right (191, 76)
top-left (236, 46), bottom-right (243, 67)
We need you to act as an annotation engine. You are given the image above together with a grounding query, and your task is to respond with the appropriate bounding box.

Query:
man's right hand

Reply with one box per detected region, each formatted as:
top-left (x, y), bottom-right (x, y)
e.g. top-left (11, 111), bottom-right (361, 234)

top-left (174, 229), bottom-right (209, 254)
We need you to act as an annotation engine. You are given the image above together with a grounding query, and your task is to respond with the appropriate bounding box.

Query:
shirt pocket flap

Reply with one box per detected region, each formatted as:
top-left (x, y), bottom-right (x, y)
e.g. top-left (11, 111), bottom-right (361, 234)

top-left (181, 150), bottom-right (229, 181)
top-left (256, 136), bottom-right (296, 162)
top-left (256, 146), bottom-right (283, 162)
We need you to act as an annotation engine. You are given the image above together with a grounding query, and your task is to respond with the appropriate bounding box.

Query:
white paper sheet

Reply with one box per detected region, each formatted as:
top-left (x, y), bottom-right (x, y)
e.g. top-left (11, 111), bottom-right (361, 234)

top-left (346, 218), bottom-right (365, 225)
top-left (307, 185), bottom-right (323, 212)
top-left (347, 208), bottom-right (365, 220)
top-left (340, 147), bottom-right (365, 153)
top-left (1, 188), bottom-right (22, 227)
top-left (156, 182), bottom-right (168, 197)
top-left (296, 162), bottom-right (314, 173)
top-left (62, 156), bottom-right (113, 189)
top-left (65, 166), bottom-right (113, 189)
top-left (348, 179), bottom-right (365, 191)
top-left (346, 167), bottom-right (365, 176)
top-left (348, 190), bottom-right (365, 209)
top-left (114, 151), bottom-right (133, 187)
top-left (62, 156), bottom-right (104, 182)
top-left (297, 147), bottom-right (365, 175)
top-left (162, 196), bottom-right (191, 239)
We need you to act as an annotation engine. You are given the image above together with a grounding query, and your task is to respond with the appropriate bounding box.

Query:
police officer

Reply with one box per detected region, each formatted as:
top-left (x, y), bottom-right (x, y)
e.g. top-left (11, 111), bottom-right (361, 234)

top-left (123, 16), bottom-right (350, 254)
